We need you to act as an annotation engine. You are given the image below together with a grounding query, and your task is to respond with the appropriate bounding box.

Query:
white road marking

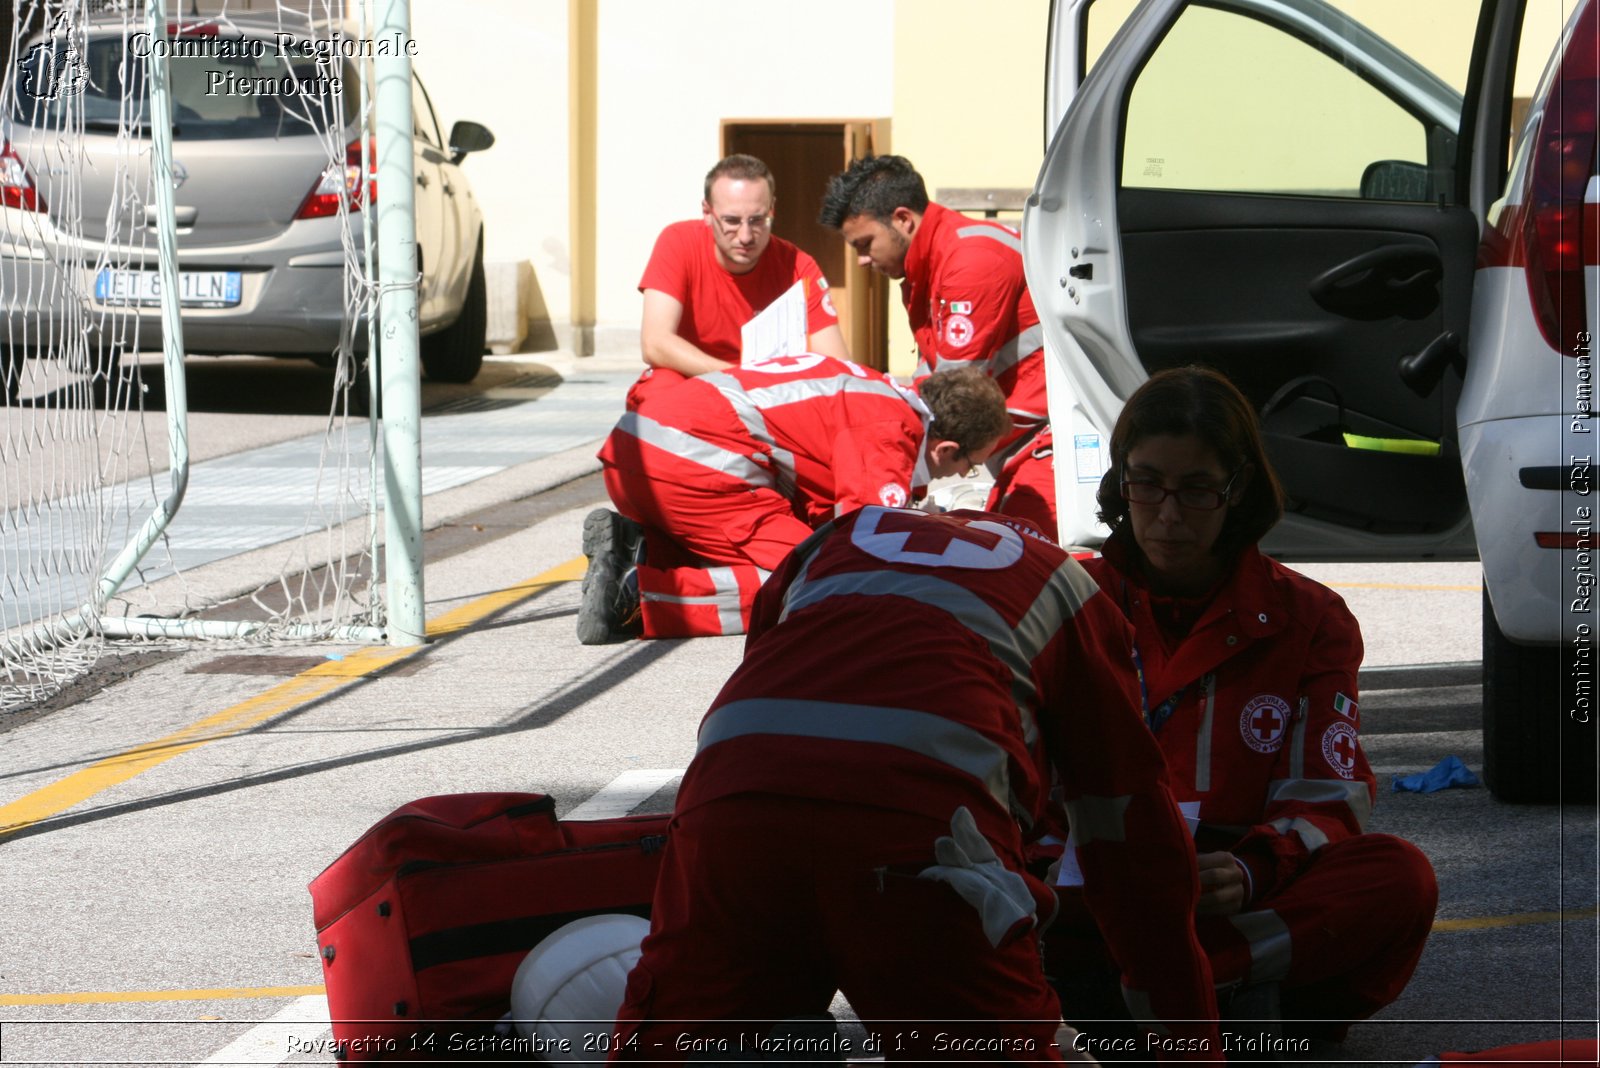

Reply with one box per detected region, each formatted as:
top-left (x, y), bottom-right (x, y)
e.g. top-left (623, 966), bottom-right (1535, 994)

top-left (565, 768), bottom-right (682, 820)
top-left (193, 993), bottom-right (329, 1066)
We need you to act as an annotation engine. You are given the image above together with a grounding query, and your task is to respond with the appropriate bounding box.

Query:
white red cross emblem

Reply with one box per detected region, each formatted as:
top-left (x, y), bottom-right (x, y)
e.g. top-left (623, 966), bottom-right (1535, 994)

top-left (944, 313), bottom-right (975, 349)
top-left (1239, 694), bottom-right (1291, 754)
top-left (1321, 721), bottom-right (1360, 779)
top-left (745, 352), bottom-right (826, 374)
top-left (852, 506), bottom-right (1023, 570)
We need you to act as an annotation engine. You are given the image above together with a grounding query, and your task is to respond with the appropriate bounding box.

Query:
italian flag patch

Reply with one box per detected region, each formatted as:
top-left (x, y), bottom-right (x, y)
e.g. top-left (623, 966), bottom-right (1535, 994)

top-left (1333, 692), bottom-right (1358, 719)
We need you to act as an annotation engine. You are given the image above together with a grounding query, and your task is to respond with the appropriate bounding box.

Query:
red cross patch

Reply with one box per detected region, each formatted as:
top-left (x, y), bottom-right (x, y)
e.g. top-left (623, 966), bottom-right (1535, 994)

top-left (745, 353), bottom-right (825, 374)
top-left (1321, 721), bottom-right (1360, 779)
top-left (1239, 694), bottom-right (1291, 754)
top-left (852, 506), bottom-right (1023, 570)
top-left (944, 313), bottom-right (975, 349)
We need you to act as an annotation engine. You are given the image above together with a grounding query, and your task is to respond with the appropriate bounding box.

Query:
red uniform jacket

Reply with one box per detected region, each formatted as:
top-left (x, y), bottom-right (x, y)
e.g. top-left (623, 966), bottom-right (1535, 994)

top-left (901, 202), bottom-right (1047, 435)
top-left (680, 506), bottom-right (1219, 1046)
top-left (1084, 537), bottom-right (1375, 904)
top-left (599, 354), bottom-right (929, 526)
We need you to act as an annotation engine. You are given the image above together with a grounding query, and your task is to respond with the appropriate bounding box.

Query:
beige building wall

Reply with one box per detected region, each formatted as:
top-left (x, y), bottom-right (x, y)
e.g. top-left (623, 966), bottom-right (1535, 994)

top-left (889, 0), bottom-right (1049, 375)
top-left (410, 1), bottom-right (571, 349)
top-left (404, 0), bottom-right (1570, 364)
top-left (590, 0), bottom-right (894, 353)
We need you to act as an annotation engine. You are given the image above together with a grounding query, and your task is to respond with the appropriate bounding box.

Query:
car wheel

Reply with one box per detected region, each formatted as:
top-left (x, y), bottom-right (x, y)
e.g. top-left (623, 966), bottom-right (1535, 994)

top-left (1482, 588), bottom-right (1597, 803)
top-left (420, 244), bottom-right (486, 384)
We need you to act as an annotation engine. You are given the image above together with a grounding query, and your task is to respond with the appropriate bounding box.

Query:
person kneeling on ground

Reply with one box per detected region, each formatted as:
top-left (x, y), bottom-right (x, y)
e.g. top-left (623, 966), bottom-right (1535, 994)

top-left (577, 358), bottom-right (1009, 643)
top-left (1050, 366), bottom-right (1438, 1050)
top-left (608, 505), bottom-right (1219, 1062)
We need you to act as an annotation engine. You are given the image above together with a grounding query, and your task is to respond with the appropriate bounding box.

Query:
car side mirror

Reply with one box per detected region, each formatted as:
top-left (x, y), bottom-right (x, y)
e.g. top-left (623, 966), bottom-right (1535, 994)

top-left (1360, 159), bottom-right (1432, 202)
top-left (448, 120), bottom-right (495, 164)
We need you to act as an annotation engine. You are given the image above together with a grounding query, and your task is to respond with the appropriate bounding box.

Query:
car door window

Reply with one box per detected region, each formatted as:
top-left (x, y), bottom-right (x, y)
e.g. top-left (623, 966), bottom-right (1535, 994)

top-left (1121, 4), bottom-right (1443, 200)
top-left (412, 77), bottom-right (443, 150)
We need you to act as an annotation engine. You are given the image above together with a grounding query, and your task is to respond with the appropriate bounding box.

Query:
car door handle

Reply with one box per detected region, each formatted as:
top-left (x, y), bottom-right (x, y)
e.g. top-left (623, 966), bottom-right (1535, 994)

top-left (1310, 244), bottom-right (1441, 313)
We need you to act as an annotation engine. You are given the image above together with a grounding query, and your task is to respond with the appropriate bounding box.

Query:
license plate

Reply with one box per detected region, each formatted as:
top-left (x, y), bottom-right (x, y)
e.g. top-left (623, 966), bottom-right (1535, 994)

top-left (94, 269), bottom-right (242, 308)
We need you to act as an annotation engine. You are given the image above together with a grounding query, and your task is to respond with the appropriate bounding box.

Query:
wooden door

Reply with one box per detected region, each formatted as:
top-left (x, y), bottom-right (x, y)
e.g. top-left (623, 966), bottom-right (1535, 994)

top-left (722, 119), bottom-right (891, 371)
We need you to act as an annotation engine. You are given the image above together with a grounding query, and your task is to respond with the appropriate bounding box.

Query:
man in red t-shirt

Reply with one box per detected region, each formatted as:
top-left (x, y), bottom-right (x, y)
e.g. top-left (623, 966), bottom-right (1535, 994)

top-left (630, 154), bottom-right (848, 410)
top-left (820, 154), bottom-right (1057, 535)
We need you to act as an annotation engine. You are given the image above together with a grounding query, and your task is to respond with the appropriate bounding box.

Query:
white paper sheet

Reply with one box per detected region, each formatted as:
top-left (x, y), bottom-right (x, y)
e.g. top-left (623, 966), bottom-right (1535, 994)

top-left (740, 279), bottom-right (808, 365)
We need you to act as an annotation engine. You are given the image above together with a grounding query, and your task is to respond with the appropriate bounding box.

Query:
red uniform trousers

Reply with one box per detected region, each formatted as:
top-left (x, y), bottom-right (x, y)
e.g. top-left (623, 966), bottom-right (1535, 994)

top-left (611, 794), bottom-right (1066, 1062)
top-left (602, 465), bottom-right (812, 639)
top-left (1048, 832), bottom-right (1437, 1031)
top-left (986, 424), bottom-right (1058, 537)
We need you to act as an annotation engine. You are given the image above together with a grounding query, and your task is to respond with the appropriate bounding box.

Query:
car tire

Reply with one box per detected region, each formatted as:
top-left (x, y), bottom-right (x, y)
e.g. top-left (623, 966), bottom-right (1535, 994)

top-left (1482, 588), bottom-right (1597, 803)
top-left (420, 243), bottom-right (486, 384)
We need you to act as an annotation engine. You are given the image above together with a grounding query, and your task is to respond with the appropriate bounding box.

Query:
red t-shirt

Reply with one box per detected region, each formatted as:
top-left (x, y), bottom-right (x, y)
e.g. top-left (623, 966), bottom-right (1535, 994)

top-left (638, 220), bottom-right (839, 364)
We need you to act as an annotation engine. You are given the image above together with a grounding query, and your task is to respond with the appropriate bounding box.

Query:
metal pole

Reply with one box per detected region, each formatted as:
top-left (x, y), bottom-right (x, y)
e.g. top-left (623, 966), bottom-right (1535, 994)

top-left (94, 0), bottom-right (191, 610)
top-left (374, 0), bottom-right (425, 645)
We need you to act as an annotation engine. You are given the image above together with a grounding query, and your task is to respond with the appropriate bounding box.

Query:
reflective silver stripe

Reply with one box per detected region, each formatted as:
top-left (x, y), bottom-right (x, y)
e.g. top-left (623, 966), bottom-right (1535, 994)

top-left (1195, 674), bottom-right (1216, 793)
top-left (1006, 404), bottom-right (1048, 425)
top-left (742, 374), bottom-right (907, 412)
top-left (614, 411), bottom-right (774, 487)
top-left (698, 697), bottom-right (1013, 812)
top-left (1120, 987), bottom-right (1165, 1034)
top-left (956, 223), bottom-right (1023, 255)
top-left (1063, 794), bottom-right (1132, 845)
top-left (1229, 909), bottom-right (1293, 983)
top-left (1266, 777), bottom-right (1372, 830)
top-left (913, 356), bottom-right (934, 379)
top-left (780, 564), bottom-right (1090, 749)
top-left (639, 568), bottom-right (756, 635)
top-left (1266, 815), bottom-right (1331, 854)
top-left (700, 372), bottom-right (796, 495)
top-left (710, 567), bottom-right (746, 634)
top-left (989, 323), bottom-right (1043, 379)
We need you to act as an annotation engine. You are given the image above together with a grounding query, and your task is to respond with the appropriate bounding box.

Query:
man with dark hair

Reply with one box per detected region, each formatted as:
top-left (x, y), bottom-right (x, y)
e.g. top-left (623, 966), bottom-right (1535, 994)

top-left (630, 154), bottom-right (849, 410)
top-left (578, 359), bottom-right (1009, 643)
top-left (820, 154), bottom-right (1057, 535)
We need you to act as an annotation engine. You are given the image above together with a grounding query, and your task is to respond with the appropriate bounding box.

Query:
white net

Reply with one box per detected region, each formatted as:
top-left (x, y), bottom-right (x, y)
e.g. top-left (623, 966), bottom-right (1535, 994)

top-left (0, 0), bottom-right (388, 712)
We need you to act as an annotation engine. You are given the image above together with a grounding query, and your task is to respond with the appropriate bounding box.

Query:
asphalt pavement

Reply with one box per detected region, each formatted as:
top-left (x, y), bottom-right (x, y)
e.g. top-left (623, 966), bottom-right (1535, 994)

top-left (0, 346), bottom-right (1593, 1067)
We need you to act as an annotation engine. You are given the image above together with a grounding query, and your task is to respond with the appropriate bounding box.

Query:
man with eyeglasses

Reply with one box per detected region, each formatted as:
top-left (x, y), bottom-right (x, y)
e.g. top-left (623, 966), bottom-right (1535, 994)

top-left (630, 154), bottom-right (849, 411)
top-left (819, 154), bottom-right (1057, 536)
top-left (578, 360), bottom-right (1009, 643)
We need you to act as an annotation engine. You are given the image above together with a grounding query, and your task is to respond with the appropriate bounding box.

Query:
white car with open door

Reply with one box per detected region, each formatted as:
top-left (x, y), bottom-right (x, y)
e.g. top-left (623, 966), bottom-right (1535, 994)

top-left (1028, 0), bottom-right (1598, 802)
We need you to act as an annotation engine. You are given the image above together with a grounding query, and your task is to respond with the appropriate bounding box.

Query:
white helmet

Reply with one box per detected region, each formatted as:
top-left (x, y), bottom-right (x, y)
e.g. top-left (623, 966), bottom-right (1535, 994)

top-left (509, 913), bottom-right (650, 1060)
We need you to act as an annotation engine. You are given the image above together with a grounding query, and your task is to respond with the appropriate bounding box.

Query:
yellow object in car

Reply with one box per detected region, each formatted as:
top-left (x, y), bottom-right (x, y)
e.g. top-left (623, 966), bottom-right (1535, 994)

top-left (1341, 432), bottom-right (1442, 456)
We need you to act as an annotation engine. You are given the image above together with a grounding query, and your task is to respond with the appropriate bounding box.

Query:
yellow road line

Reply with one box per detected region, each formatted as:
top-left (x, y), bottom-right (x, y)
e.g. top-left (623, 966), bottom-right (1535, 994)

top-left (1432, 903), bottom-right (1600, 932)
top-left (0, 986), bottom-right (325, 1007)
top-left (9, 900), bottom-right (1596, 1008)
top-left (1325, 582), bottom-right (1481, 591)
top-left (0, 557), bottom-right (586, 841)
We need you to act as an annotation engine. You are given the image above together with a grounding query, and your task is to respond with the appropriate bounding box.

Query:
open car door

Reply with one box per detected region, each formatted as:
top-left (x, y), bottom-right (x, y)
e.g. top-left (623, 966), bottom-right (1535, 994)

top-left (1027, 0), bottom-right (1523, 557)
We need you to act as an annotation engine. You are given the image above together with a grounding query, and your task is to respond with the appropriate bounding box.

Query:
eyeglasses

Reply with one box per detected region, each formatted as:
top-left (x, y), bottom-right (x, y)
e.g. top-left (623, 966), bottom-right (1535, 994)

top-left (715, 214), bottom-right (772, 234)
top-left (959, 451), bottom-right (986, 479)
top-left (1120, 467), bottom-right (1244, 511)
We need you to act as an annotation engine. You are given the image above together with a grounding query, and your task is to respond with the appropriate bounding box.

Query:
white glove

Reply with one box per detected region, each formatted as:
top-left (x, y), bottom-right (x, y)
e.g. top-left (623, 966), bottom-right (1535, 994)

top-left (918, 806), bottom-right (1036, 948)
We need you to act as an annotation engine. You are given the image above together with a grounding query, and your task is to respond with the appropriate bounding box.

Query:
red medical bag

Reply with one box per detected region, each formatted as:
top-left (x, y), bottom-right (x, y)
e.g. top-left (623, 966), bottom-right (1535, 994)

top-left (308, 792), bottom-right (669, 1061)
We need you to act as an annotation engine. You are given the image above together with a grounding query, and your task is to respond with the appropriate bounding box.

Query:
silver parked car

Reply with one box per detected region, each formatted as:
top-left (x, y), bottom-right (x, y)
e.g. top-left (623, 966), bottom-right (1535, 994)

top-left (0, 12), bottom-right (493, 402)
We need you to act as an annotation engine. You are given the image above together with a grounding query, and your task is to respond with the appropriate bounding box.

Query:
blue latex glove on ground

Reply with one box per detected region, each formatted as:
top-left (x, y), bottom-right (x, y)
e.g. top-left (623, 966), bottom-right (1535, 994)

top-left (1392, 755), bottom-right (1480, 793)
